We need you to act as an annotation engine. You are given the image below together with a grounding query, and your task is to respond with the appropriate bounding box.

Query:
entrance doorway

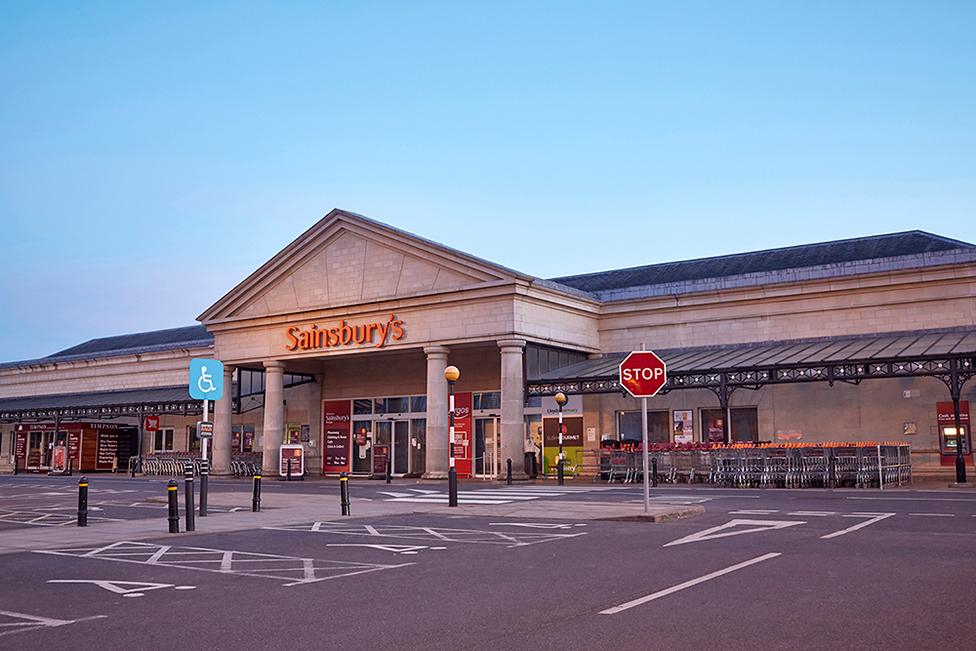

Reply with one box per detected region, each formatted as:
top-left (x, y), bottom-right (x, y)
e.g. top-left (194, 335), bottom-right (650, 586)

top-left (27, 430), bottom-right (54, 470)
top-left (374, 420), bottom-right (411, 475)
top-left (474, 417), bottom-right (499, 478)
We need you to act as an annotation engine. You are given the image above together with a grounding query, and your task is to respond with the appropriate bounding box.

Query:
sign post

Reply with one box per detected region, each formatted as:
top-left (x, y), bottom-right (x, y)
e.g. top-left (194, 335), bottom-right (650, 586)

top-left (189, 359), bottom-right (223, 516)
top-left (619, 347), bottom-right (668, 513)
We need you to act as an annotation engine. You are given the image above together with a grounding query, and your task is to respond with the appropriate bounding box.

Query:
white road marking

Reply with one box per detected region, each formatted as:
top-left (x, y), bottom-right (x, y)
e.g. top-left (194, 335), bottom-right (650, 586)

top-left (35, 541), bottom-right (412, 587)
top-left (664, 520), bottom-right (805, 547)
top-left (266, 522), bottom-right (587, 547)
top-left (0, 610), bottom-right (107, 638)
top-left (599, 553), bottom-right (782, 614)
top-left (325, 544), bottom-right (431, 554)
top-left (378, 491), bottom-right (415, 498)
top-left (821, 513), bottom-right (896, 539)
top-left (907, 513), bottom-right (955, 517)
top-left (488, 522), bottom-right (577, 529)
top-left (787, 511), bottom-right (837, 517)
top-left (729, 509), bottom-right (780, 515)
top-left (46, 580), bottom-right (196, 598)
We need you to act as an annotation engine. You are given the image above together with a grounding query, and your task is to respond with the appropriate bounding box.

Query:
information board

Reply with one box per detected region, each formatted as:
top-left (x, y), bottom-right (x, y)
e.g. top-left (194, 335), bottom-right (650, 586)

top-left (279, 444), bottom-right (304, 477)
top-left (323, 400), bottom-right (352, 473)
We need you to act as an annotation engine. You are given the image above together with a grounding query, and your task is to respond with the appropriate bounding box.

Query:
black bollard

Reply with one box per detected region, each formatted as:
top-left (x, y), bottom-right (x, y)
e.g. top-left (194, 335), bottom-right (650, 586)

top-left (287, 458), bottom-right (293, 482)
top-left (167, 479), bottom-right (179, 533)
top-left (77, 476), bottom-right (89, 527)
top-left (506, 458), bottom-right (512, 485)
top-left (828, 455), bottom-right (837, 488)
top-left (184, 465), bottom-right (195, 532)
top-left (557, 457), bottom-right (565, 486)
top-left (651, 457), bottom-right (658, 487)
top-left (252, 474), bottom-right (262, 512)
top-left (385, 457), bottom-right (392, 484)
top-left (340, 472), bottom-right (351, 516)
top-left (199, 459), bottom-right (209, 517)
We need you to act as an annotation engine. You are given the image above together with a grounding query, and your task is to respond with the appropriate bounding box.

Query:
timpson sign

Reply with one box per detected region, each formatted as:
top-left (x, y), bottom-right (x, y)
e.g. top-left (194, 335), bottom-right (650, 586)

top-left (286, 314), bottom-right (405, 352)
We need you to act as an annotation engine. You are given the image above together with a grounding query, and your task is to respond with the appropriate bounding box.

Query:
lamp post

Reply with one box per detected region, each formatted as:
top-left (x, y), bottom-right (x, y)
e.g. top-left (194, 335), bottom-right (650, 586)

top-left (445, 365), bottom-right (460, 506)
top-left (555, 392), bottom-right (568, 486)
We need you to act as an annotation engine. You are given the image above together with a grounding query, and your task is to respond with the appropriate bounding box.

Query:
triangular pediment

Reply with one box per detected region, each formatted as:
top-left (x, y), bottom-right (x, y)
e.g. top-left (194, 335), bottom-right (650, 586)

top-left (199, 209), bottom-right (528, 322)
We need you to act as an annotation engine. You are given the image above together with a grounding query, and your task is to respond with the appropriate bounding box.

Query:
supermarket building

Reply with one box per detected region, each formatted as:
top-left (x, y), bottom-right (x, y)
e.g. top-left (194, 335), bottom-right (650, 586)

top-left (1, 209), bottom-right (974, 477)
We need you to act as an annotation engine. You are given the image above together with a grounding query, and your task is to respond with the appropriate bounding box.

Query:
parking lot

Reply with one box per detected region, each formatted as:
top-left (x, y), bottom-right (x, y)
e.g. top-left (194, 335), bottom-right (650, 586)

top-left (1, 475), bottom-right (974, 649)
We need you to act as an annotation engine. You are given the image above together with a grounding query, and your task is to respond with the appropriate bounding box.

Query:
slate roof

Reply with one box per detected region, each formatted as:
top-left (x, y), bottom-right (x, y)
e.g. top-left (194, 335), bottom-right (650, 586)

top-left (0, 325), bottom-right (213, 369)
top-left (550, 230), bottom-right (974, 294)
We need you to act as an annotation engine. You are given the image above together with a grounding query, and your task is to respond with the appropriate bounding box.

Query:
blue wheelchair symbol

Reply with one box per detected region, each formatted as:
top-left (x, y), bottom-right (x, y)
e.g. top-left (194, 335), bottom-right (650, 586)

top-left (189, 359), bottom-right (224, 401)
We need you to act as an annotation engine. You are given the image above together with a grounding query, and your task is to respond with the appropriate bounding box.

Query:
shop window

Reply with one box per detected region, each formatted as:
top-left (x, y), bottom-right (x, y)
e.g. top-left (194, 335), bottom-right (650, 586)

top-left (232, 425), bottom-right (255, 453)
top-left (525, 396), bottom-right (542, 409)
top-left (730, 408), bottom-right (759, 442)
top-left (375, 397), bottom-right (409, 414)
top-left (353, 399), bottom-right (373, 415)
top-left (188, 424), bottom-right (199, 452)
top-left (474, 392), bottom-right (501, 411)
top-left (154, 428), bottom-right (174, 452)
top-left (410, 396), bottom-right (427, 413)
top-left (617, 411), bottom-right (670, 444)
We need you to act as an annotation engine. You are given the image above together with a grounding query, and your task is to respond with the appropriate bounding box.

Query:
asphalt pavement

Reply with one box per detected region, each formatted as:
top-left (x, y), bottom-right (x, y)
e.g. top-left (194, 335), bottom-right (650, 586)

top-left (1, 474), bottom-right (974, 650)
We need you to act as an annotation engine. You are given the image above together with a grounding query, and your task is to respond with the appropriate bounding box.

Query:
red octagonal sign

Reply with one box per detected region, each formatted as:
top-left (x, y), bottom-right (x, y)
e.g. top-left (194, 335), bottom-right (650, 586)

top-left (619, 350), bottom-right (668, 398)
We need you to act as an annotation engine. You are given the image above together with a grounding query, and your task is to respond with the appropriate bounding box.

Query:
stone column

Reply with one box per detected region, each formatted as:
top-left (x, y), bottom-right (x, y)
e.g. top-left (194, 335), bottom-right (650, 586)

top-left (262, 361), bottom-right (286, 475)
top-left (212, 364), bottom-right (236, 476)
top-left (499, 338), bottom-right (528, 480)
top-left (423, 345), bottom-right (450, 479)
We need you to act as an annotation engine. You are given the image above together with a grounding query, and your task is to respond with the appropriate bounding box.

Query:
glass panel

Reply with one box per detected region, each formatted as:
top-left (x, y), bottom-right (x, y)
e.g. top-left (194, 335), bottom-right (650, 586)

top-left (474, 392), bottom-right (501, 411)
top-left (410, 418), bottom-right (426, 475)
top-left (410, 396), bottom-right (427, 413)
top-left (353, 399), bottom-right (373, 415)
top-left (394, 421), bottom-right (409, 474)
top-left (701, 409), bottom-right (726, 443)
top-left (242, 425), bottom-right (254, 452)
top-left (525, 396), bottom-right (542, 409)
top-left (731, 408), bottom-right (759, 442)
top-left (617, 411), bottom-right (670, 444)
top-left (386, 397), bottom-right (409, 414)
top-left (352, 420), bottom-right (371, 473)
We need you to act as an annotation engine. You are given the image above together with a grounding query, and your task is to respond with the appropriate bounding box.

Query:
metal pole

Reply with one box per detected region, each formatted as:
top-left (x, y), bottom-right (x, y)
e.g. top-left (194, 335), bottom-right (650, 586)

top-left (199, 458), bottom-right (209, 517)
top-left (340, 472), bottom-right (351, 515)
top-left (202, 400), bottom-right (209, 464)
top-left (167, 479), bottom-right (179, 533)
top-left (77, 476), bottom-right (88, 527)
top-left (557, 405), bottom-right (564, 486)
top-left (641, 395), bottom-right (650, 512)
top-left (951, 359), bottom-right (967, 484)
top-left (506, 458), bottom-right (512, 485)
top-left (877, 444), bottom-right (884, 490)
top-left (252, 474), bottom-right (262, 512)
top-left (287, 458), bottom-right (292, 481)
top-left (448, 382), bottom-right (458, 507)
top-left (184, 464), bottom-right (195, 532)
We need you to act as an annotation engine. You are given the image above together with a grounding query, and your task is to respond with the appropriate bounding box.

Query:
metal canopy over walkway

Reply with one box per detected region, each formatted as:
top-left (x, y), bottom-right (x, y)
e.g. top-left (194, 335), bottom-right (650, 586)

top-left (527, 327), bottom-right (976, 399)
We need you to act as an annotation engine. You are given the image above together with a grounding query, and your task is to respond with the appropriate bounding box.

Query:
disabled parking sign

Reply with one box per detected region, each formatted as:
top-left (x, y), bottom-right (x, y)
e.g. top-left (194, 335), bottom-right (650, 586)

top-left (189, 359), bottom-right (224, 401)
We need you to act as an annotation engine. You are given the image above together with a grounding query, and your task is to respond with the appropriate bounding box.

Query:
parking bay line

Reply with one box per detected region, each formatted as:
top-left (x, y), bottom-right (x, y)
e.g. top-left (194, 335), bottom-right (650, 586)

top-left (820, 513), bottom-right (896, 539)
top-left (599, 553), bottom-right (782, 615)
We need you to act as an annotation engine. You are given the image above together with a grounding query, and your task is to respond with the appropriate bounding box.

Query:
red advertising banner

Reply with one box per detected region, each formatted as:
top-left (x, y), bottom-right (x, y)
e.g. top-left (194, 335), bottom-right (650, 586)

top-left (453, 391), bottom-right (473, 478)
top-left (323, 400), bottom-right (352, 473)
top-left (279, 444), bottom-right (304, 477)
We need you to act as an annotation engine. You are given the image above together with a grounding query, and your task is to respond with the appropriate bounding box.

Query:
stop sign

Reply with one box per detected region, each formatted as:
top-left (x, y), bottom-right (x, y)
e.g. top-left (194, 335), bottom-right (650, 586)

top-left (619, 351), bottom-right (668, 398)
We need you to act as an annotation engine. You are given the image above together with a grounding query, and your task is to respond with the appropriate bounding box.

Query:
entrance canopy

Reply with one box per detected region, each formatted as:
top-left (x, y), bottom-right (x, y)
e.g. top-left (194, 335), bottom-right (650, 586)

top-left (527, 327), bottom-right (976, 399)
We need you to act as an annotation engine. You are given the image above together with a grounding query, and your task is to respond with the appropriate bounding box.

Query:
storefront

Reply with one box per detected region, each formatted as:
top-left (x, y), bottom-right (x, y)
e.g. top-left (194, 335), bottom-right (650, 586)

top-left (2, 211), bottom-right (975, 476)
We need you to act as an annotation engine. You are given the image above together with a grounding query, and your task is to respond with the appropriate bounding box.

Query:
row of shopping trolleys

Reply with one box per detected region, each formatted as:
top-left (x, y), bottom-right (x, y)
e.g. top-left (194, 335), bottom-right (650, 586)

top-left (585, 445), bottom-right (912, 488)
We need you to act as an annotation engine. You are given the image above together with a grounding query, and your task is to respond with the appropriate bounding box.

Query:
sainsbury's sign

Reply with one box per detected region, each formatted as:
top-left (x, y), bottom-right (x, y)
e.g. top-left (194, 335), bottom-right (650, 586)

top-left (286, 314), bottom-right (405, 352)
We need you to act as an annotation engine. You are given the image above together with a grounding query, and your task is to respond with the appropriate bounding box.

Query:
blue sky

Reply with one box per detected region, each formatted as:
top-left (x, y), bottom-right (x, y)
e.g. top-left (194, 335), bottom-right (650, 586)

top-left (1, 1), bottom-right (974, 361)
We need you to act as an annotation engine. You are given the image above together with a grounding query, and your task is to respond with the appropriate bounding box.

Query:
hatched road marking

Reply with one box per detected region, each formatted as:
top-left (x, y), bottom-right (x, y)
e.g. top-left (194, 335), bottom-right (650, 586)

top-left (265, 522), bottom-right (587, 547)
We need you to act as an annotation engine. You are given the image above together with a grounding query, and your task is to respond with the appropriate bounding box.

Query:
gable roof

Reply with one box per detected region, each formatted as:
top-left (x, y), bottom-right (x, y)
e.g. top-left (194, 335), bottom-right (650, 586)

top-left (550, 230), bottom-right (975, 295)
top-left (197, 208), bottom-right (542, 322)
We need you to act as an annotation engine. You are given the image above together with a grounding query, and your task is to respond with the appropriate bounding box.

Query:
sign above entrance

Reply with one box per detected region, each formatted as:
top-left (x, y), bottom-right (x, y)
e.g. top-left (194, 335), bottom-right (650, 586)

top-left (285, 314), bottom-right (405, 352)
top-left (189, 359), bottom-right (224, 401)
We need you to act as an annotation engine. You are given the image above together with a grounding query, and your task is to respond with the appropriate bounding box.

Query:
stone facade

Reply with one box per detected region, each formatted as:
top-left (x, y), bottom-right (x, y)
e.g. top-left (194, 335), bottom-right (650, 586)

top-left (2, 210), bottom-right (974, 475)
